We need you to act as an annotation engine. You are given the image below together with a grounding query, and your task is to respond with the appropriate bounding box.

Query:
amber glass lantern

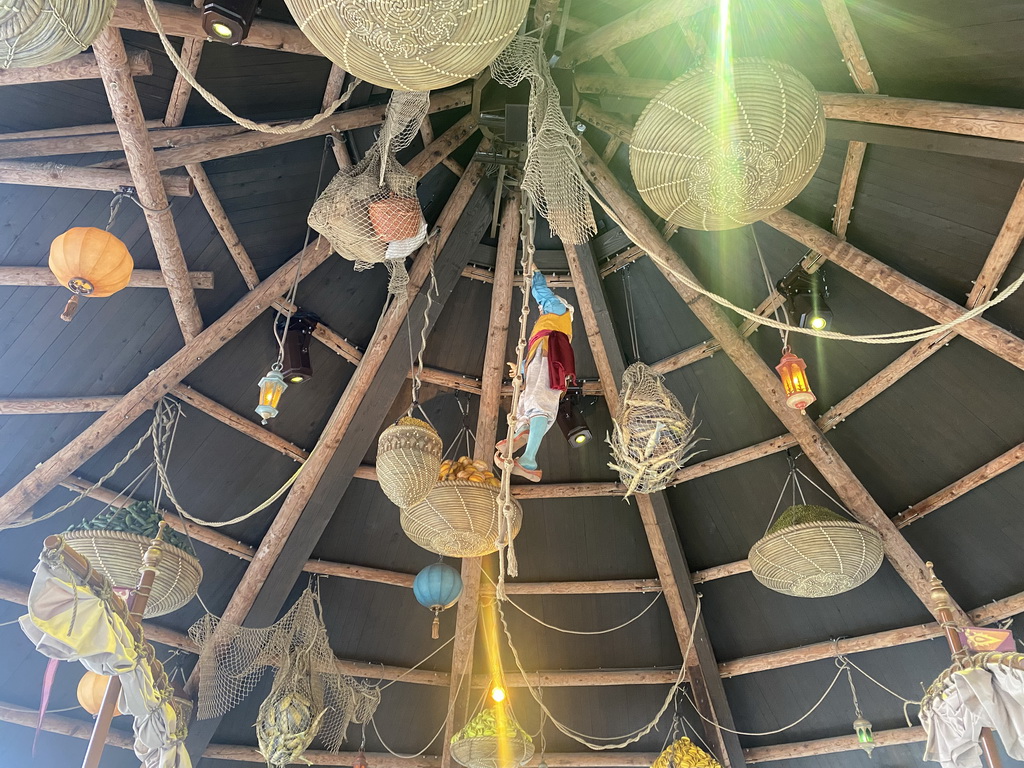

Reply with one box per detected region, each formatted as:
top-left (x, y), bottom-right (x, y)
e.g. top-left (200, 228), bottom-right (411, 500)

top-left (775, 347), bottom-right (816, 411)
top-left (255, 367), bottom-right (288, 424)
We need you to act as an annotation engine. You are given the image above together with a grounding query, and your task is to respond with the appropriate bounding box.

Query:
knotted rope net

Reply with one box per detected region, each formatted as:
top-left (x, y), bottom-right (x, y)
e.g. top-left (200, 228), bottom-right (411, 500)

top-left (490, 35), bottom-right (596, 246)
top-left (608, 363), bottom-right (705, 498)
top-left (309, 90), bottom-right (430, 300)
top-left (190, 587), bottom-right (380, 763)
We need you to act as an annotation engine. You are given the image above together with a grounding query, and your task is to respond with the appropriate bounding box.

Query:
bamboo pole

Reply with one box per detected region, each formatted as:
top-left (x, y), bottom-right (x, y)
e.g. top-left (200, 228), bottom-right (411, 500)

top-left (92, 26), bottom-right (204, 341)
top-left (0, 50), bottom-right (152, 86)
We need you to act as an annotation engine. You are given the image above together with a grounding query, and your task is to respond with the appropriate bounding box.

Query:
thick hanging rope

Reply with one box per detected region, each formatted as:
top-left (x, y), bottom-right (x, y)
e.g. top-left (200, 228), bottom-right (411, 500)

top-left (143, 0), bottom-right (360, 134)
top-left (583, 176), bottom-right (1024, 345)
top-left (495, 193), bottom-right (541, 598)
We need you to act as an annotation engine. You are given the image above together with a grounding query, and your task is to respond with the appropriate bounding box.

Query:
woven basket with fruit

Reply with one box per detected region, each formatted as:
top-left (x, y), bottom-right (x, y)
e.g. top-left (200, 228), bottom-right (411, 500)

top-left (450, 706), bottom-right (534, 768)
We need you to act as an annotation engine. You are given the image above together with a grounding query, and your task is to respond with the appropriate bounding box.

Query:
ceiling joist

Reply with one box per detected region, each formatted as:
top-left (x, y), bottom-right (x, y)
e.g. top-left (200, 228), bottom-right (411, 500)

top-left (0, 49), bottom-right (152, 86)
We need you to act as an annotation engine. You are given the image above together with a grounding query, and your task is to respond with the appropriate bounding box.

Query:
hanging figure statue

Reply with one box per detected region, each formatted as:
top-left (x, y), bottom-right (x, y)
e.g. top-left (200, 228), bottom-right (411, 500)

top-left (495, 271), bottom-right (576, 482)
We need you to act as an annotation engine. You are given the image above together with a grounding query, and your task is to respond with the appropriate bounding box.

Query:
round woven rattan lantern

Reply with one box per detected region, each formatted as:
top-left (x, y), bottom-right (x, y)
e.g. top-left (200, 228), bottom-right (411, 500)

top-left (282, 0), bottom-right (530, 91)
top-left (451, 706), bottom-right (534, 768)
top-left (401, 480), bottom-right (522, 558)
top-left (0, 0), bottom-right (117, 69)
top-left (748, 504), bottom-right (883, 598)
top-left (629, 58), bottom-right (826, 231)
top-left (377, 417), bottom-right (442, 508)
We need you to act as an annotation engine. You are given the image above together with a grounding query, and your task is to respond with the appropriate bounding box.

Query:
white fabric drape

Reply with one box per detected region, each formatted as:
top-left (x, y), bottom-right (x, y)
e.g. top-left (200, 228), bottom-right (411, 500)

top-left (19, 559), bottom-right (192, 768)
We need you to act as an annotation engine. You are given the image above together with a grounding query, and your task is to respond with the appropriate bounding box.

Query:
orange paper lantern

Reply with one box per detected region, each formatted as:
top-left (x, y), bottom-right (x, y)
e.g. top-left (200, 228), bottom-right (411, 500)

top-left (49, 227), bottom-right (134, 321)
top-left (77, 670), bottom-right (122, 717)
top-left (775, 349), bottom-right (816, 411)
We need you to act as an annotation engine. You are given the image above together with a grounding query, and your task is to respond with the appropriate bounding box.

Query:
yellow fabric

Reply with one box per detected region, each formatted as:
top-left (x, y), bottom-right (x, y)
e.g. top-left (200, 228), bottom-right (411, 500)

top-left (651, 738), bottom-right (721, 768)
top-left (527, 311), bottom-right (573, 361)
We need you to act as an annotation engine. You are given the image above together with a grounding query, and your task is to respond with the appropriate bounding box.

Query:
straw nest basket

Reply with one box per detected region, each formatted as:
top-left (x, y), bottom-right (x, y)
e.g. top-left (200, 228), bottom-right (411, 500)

top-left (377, 417), bottom-right (442, 508)
top-left (629, 58), bottom-right (826, 231)
top-left (401, 480), bottom-right (522, 558)
top-left (0, 0), bottom-right (116, 69)
top-left (451, 735), bottom-right (534, 768)
top-left (748, 504), bottom-right (883, 598)
top-left (62, 530), bottom-right (203, 617)
top-left (282, 0), bottom-right (530, 91)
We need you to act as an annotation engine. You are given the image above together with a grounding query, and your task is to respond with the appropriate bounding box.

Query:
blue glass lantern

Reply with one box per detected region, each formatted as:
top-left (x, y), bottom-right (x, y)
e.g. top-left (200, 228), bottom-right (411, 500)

top-left (413, 562), bottom-right (463, 639)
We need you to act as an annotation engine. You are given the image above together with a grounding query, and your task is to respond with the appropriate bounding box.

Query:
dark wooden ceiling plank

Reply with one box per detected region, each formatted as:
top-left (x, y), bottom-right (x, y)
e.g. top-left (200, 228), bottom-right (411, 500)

top-left (0, 240), bottom-right (333, 526)
top-left (578, 138), bottom-right (967, 624)
top-left (565, 239), bottom-right (746, 768)
top-left (183, 173), bottom-right (492, 761)
top-left (92, 26), bottom-right (204, 340)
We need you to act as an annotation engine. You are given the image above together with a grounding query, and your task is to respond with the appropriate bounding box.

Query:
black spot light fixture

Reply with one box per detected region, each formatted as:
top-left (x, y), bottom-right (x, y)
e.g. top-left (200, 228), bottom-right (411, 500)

top-left (202, 0), bottom-right (260, 44)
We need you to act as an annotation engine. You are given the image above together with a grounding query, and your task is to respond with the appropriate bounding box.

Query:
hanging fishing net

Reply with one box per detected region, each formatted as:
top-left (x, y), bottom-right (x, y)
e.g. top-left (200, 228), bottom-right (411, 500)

top-left (608, 363), bottom-right (705, 498)
top-left (190, 587), bottom-right (380, 765)
top-left (490, 35), bottom-right (596, 246)
top-left (308, 90), bottom-right (431, 299)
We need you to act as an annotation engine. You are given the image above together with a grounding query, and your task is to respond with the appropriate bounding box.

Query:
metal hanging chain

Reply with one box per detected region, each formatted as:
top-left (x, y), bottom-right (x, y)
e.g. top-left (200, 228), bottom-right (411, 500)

top-left (405, 264), bottom-right (439, 421)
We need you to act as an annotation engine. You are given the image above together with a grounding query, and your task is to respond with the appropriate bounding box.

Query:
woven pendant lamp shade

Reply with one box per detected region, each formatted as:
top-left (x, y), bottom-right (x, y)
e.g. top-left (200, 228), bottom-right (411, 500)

top-left (0, 0), bottom-right (116, 69)
top-left (450, 706), bottom-right (534, 768)
top-left (748, 504), bottom-right (883, 598)
top-left (377, 417), bottom-right (442, 508)
top-left (401, 480), bottom-right (522, 558)
top-left (629, 59), bottom-right (826, 231)
top-left (282, 0), bottom-right (530, 91)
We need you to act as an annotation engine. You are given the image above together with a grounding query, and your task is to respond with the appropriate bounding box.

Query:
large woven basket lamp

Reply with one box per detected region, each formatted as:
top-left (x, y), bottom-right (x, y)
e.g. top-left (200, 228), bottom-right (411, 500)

top-left (0, 0), bottom-right (116, 68)
top-left (749, 504), bottom-right (883, 598)
top-left (629, 58), bottom-right (826, 231)
top-left (63, 501), bottom-right (202, 618)
top-left (377, 417), bottom-right (442, 508)
top-left (282, 0), bottom-right (530, 91)
top-left (401, 479), bottom-right (522, 558)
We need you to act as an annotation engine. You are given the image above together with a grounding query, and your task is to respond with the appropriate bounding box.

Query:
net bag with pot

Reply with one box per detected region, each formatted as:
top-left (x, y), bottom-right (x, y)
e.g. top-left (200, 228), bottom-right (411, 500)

top-left (62, 500), bottom-right (202, 618)
top-left (283, 0), bottom-right (529, 92)
top-left (608, 362), bottom-right (705, 498)
top-left (401, 465), bottom-right (522, 557)
top-left (451, 706), bottom-right (534, 768)
top-left (749, 504), bottom-right (884, 598)
top-left (629, 58), bottom-right (825, 231)
top-left (1, 0), bottom-right (116, 69)
top-left (309, 90), bottom-right (430, 300)
top-left (377, 417), bottom-right (442, 508)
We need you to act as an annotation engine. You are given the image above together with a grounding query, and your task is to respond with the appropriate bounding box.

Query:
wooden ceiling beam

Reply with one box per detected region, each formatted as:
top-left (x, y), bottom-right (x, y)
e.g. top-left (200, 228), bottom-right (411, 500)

top-left (819, 0), bottom-right (878, 94)
top-left (92, 26), bottom-right (204, 340)
top-left (406, 114), bottom-right (479, 179)
top-left (186, 162), bottom-right (260, 289)
top-left (0, 123), bottom-right (247, 161)
top-left (0, 49), bottom-right (152, 86)
top-left (566, 239), bottom-right (746, 768)
top-left (103, 86), bottom-right (473, 172)
top-left (441, 191), bottom-right (518, 768)
top-left (322, 64), bottom-right (353, 169)
top-left (827, 120), bottom-right (1024, 164)
top-left (111, 0), bottom-right (318, 56)
top-left (578, 138), bottom-right (964, 623)
top-left (163, 0), bottom-right (204, 128)
top-left (0, 159), bottom-right (193, 196)
top-left (0, 397), bottom-right (123, 415)
top-left (0, 239), bottom-right (333, 526)
top-left (183, 170), bottom-right (493, 759)
top-left (0, 119), bottom-right (164, 142)
top-left (556, 0), bottom-right (713, 69)
top-left (0, 266), bottom-right (213, 289)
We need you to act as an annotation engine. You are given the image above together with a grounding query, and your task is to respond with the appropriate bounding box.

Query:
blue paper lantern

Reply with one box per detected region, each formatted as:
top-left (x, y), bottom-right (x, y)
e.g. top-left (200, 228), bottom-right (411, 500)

top-left (413, 562), bottom-right (463, 639)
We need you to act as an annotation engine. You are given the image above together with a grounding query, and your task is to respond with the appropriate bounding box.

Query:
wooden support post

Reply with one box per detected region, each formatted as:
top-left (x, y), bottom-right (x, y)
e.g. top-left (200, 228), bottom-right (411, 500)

top-left (0, 240), bottom-right (332, 526)
top-left (578, 138), bottom-right (965, 623)
top-left (0, 267), bottom-right (212, 289)
top-left (441, 191), bottom-right (519, 768)
top-left (163, 0), bottom-right (203, 129)
top-left (183, 174), bottom-right (493, 760)
top-left (0, 50), bottom-right (152, 86)
top-left (819, 0), bottom-right (878, 94)
top-left (0, 159), bottom-right (193, 196)
top-left (406, 114), bottom-right (479, 179)
top-left (566, 239), bottom-right (746, 768)
top-left (556, 0), bottom-right (713, 68)
top-left (92, 26), bottom-right (204, 340)
top-left (322, 65), bottom-right (353, 169)
top-left (186, 163), bottom-right (260, 289)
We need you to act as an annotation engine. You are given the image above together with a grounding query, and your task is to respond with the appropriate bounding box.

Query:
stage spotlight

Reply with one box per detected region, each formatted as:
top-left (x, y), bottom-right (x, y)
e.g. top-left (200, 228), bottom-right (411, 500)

top-left (276, 311), bottom-right (319, 384)
top-left (556, 387), bottom-right (592, 447)
top-left (203, 0), bottom-right (260, 45)
top-left (778, 262), bottom-right (832, 331)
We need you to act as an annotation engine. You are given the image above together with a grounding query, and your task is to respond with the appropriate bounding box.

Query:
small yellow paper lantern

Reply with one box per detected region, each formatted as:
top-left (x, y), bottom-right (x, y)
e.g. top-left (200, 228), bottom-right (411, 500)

top-left (48, 227), bottom-right (134, 321)
top-left (77, 670), bottom-right (122, 717)
top-left (775, 348), bottom-right (816, 411)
